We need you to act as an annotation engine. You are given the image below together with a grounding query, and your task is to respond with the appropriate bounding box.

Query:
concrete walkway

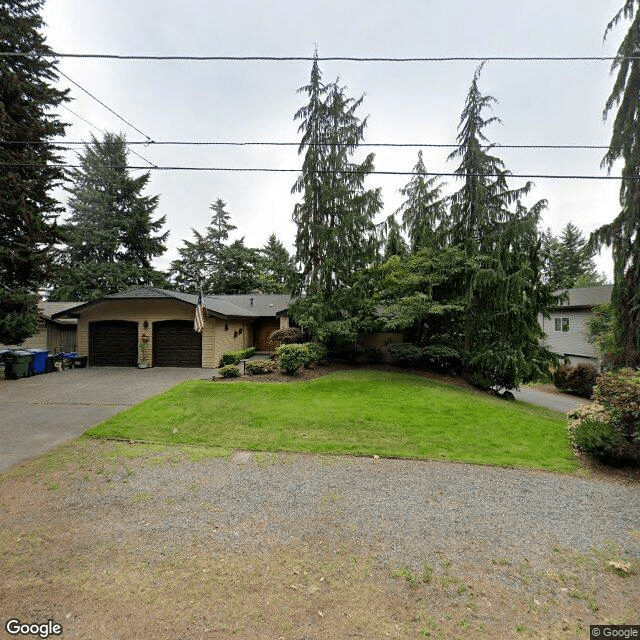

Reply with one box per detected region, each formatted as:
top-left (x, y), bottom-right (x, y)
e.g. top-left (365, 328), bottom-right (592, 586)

top-left (0, 367), bottom-right (216, 472)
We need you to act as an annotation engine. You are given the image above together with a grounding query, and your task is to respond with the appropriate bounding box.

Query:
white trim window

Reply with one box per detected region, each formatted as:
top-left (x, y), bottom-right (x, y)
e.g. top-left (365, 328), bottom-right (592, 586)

top-left (554, 317), bottom-right (570, 332)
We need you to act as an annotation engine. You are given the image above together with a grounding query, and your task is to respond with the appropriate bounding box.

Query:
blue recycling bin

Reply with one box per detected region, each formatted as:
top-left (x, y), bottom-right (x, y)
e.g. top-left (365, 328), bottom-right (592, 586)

top-left (26, 348), bottom-right (49, 375)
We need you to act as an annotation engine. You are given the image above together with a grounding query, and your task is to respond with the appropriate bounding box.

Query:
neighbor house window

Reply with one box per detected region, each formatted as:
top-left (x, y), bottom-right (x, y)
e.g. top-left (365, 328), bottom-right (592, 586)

top-left (554, 317), bottom-right (570, 332)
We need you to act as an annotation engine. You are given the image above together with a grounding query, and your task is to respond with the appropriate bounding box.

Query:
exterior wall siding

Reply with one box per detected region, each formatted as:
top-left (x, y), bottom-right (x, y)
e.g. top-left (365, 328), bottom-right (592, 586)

top-left (212, 318), bottom-right (247, 366)
top-left (539, 310), bottom-right (599, 368)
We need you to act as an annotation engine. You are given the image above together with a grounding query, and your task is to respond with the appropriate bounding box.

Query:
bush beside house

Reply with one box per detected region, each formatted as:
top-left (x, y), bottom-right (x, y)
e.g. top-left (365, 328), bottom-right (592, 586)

top-left (568, 368), bottom-right (640, 463)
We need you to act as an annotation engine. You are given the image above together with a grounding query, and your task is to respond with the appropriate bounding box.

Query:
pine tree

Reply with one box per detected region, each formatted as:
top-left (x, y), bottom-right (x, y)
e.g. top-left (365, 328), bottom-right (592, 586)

top-left (0, 0), bottom-right (68, 342)
top-left (257, 234), bottom-right (297, 294)
top-left (590, 0), bottom-right (640, 367)
top-left (290, 51), bottom-right (382, 344)
top-left (396, 151), bottom-right (448, 252)
top-left (448, 65), bottom-right (557, 389)
top-left (50, 133), bottom-right (168, 300)
top-left (543, 223), bottom-right (605, 289)
top-left (379, 214), bottom-right (408, 260)
top-left (169, 199), bottom-right (261, 294)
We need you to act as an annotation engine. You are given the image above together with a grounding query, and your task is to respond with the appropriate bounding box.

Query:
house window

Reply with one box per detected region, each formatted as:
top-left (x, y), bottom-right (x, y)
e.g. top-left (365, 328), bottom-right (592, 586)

top-left (554, 317), bottom-right (570, 332)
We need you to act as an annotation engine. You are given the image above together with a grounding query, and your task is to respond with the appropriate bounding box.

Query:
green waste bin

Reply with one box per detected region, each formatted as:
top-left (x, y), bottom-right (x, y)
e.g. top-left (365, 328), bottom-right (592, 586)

top-left (5, 350), bottom-right (33, 380)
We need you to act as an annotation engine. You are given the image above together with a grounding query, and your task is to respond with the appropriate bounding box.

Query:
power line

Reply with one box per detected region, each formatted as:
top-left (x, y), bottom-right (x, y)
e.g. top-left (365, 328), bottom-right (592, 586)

top-left (1, 162), bottom-right (634, 180)
top-left (57, 73), bottom-right (157, 167)
top-left (1, 52), bottom-right (639, 62)
top-left (58, 71), bottom-right (154, 143)
top-left (3, 140), bottom-right (611, 150)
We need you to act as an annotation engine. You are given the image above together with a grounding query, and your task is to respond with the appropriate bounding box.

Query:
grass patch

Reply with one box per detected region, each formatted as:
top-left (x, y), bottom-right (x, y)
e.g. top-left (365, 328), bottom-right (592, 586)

top-left (86, 370), bottom-right (578, 472)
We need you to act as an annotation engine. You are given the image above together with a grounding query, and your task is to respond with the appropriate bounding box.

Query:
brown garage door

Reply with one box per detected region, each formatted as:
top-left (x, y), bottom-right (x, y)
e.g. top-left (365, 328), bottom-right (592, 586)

top-left (153, 320), bottom-right (202, 367)
top-left (89, 320), bottom-right (138, 367)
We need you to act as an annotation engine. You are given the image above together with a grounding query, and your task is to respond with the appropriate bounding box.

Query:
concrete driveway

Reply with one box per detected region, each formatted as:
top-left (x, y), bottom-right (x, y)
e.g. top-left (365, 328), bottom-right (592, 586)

top-left (0, 367), bottom-right (216, 472)
top-left (513, 386), bottom-right (590, 413)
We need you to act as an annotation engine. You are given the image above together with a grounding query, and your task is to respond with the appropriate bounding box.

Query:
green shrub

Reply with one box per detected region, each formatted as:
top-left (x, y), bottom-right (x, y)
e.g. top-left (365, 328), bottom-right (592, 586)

top-left (466, 370), bottom-right (493, 391)
top-left (245, 359), bottom-right (274, 375)
top-left (218, 364), bottom-right (241, 378)
top-left (219, 347), bottom-right (256, 367)
top-left (386, 343), bottom-right (424, 367)
top-left (593, 368), bottom-right (640, 460)
top-left (301, 342), bottom-right (328, 366)
top-left (275, 343), bottom-right (309, 375)
top-left (422, 345), bottom-right (462, 374)
top-left (327, 344), bottom-right (364, 362)
top-left (364, 347), bottom-right (384, 363)
top-left (268, 327), bottom-right (305, 349)
top-left (572, 418), bottom-right (618, 460)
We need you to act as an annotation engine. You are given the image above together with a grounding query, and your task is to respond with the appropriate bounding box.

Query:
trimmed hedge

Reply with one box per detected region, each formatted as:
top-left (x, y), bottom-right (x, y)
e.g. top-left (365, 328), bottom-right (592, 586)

top-left (275, 343), bottom-right (309, 375)
top-left (386, 343), bottom-right (424, 367)
top-left (275, 342), bottom-right (327, 374)
top-left (219, 347), bottom-right (256, 367)
top-left (218, 364), bottom-right (241, 378)
top-left (245, 359), bottom-right (275, 375)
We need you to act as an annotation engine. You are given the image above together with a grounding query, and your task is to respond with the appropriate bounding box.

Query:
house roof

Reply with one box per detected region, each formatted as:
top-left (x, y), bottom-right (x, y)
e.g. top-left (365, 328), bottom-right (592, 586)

top-left (51, 287), bottom-right (292, 320)
top-left (39, 301), bottom-right (82, 325)
top-left (554, 284), bottom-right (613, 310)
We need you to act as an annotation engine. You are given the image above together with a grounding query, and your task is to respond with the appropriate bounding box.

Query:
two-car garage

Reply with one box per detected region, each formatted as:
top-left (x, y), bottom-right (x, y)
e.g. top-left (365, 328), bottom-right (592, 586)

top-left (88, 319), bottom-right (201, 367)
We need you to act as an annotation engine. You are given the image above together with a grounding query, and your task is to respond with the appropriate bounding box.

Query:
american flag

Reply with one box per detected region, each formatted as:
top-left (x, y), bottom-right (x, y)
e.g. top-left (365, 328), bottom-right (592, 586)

top-left (194, 291), bottom-right (206, 333)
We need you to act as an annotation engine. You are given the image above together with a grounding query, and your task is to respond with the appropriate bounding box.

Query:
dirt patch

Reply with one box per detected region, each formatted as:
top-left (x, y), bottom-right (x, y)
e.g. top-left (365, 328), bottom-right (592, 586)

top-left (1, 441), bottom-right (638, 639)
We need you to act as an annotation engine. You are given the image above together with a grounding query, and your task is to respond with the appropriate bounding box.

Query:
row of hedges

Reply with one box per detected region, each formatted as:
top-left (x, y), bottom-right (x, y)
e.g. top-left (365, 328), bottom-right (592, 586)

top-left (553, 364), bottom-right (598, 399)
top-left (218, 347), bottom-right (256, 367)
top-left (568, 368), bottom-right (640, 464)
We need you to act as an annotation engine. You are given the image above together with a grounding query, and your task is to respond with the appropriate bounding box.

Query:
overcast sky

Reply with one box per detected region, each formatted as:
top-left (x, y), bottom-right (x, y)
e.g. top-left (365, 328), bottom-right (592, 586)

top-left (41, 0), bottom-right (626, 279)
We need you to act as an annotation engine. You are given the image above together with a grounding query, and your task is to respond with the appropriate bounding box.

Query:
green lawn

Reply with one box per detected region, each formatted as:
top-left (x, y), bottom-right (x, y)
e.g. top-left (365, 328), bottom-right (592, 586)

top-left (86, 370), bottom-right (579, 472)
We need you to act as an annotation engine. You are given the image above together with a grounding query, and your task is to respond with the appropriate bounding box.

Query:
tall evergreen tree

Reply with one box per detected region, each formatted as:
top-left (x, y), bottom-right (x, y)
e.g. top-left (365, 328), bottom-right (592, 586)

top-left (448, 65), bottom-right (557, 389)
top-left (169, 199), bottom-right (261, 294)
top-left (169, 198), bottom-right (236, 293)
top-left (379, 214), bottom-right (408, 260)
top-left (257, 234), bottom-right (297, 294)
top-left (396, 151), bottom-right (448, 252)
top-left (50, 133), bottom-right (168, 300)
top-left (0, 0), bottom-right (68, 341)
top-left (544, 222), bottom-right (605, 290)
top-left (590, 0), bottom-right (640, 367)
top-left (290, 52), bottom-right (382, 344)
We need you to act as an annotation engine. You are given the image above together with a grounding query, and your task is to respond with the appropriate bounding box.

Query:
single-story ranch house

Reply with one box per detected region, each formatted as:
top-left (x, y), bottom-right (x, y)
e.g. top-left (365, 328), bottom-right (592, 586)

top-left (52, 287), bottom-right (292, 368)
top-left (539, 284), bottom-right (612, 371)
top-left (0, 301), bottom-right (80, 353)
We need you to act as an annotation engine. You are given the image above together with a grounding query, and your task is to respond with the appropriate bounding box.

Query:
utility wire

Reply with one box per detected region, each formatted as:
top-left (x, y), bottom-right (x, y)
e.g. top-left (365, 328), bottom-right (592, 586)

top-left (1, 52), bottom-right (639, 62)
top-left (58, 71), bottom-right (154, 143)
top-left (57, 73), bottom-right (157, 167)
top-left (1, 162), bottom-right (634, 180)
top-left (3, 140), bottom-right (611, 150)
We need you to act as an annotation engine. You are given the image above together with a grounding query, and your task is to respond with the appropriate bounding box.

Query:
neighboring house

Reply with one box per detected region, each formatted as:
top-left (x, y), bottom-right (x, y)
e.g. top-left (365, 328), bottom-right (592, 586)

top-left (539, 284), bottom-right (613, 371)
top-left (52, 286), bottom-right (292, 368)
top-left (0, 301), bottom-right (80, 353)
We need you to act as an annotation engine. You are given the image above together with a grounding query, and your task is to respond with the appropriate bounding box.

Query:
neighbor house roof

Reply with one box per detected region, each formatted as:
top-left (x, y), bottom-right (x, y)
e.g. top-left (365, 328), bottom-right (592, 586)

top-left (51, 287), bottom-right (293, 320)
top-left (553, 285), bottom-right (613, 310)
top-left (40, 301), bottom-right (82, 325)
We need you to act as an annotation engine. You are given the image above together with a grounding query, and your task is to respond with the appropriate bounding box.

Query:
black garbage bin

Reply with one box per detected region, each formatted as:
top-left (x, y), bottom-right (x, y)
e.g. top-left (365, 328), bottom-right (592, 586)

top-left (4, 350), bottom-right (33, 380)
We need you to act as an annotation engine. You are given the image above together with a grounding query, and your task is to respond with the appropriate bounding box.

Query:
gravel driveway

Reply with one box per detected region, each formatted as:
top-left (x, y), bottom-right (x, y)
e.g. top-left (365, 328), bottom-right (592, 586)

top-left (63, 449), bottom-right (640, 568)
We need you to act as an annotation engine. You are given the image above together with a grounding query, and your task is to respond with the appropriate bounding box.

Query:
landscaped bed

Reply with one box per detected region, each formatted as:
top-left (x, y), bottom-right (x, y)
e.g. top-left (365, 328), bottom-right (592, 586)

top-left (86, 369), bottom-right (578, 473)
